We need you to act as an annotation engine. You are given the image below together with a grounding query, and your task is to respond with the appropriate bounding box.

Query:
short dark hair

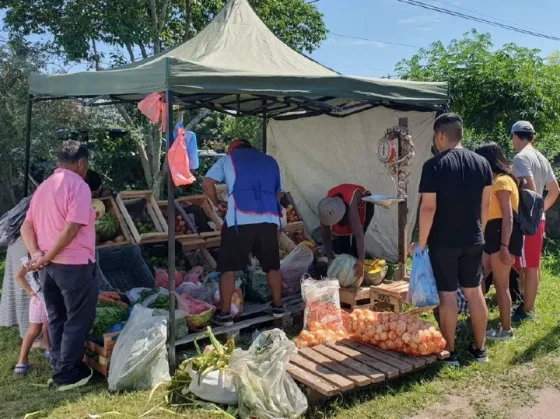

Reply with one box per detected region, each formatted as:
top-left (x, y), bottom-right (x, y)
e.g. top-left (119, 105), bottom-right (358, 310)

top-left (434, 112), bottom-right (463, 143)
top-left (57, 140), bottom-right (89, 164)
top-left (85, 169), bottom-right (102, 192)
top-left (513, 131), bottom-right (535, 142)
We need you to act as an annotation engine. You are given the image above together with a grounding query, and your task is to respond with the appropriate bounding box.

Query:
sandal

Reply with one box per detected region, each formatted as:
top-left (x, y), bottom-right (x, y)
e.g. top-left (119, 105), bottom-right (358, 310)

top-left (14, 363), bottom-right (31, 375)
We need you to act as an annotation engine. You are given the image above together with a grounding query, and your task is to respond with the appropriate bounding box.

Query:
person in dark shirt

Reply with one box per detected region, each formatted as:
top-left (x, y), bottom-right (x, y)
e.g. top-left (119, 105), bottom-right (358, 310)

top-left (414, 113), bottom-right (492, 365)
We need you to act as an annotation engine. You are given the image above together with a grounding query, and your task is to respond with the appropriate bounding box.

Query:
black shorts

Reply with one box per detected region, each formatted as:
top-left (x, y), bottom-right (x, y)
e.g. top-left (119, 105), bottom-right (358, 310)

top-left (218, 223), bottom-right (280, 273)
top-left (429, 244), bottom-right (483, 292)
top-left (483, 219), bottom-right (522, 256)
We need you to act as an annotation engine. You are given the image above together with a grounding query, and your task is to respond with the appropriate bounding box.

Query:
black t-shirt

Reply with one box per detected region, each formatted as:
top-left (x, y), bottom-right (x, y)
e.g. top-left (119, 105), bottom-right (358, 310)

top-left (419, 148), bottom-right (493, 248)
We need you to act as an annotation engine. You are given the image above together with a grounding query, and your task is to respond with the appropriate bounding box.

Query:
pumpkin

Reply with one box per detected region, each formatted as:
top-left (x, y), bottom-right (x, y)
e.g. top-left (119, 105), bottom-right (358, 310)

top-left (92, 199), bottom-right (106, 219)
top-left (327, 254), bottom-right (363, 287)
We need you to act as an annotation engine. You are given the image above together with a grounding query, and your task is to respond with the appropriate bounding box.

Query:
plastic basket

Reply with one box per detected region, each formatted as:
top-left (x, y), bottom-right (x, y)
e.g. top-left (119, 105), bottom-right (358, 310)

top-left (97, 244), bottom-right (155, 291)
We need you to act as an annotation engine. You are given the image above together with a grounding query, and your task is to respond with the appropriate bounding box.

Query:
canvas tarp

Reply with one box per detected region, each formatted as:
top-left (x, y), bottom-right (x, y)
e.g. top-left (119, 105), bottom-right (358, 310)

top-left (29, 0), bottom-right (447, 114)
top-left (268, 106), bottom-right (435, 262)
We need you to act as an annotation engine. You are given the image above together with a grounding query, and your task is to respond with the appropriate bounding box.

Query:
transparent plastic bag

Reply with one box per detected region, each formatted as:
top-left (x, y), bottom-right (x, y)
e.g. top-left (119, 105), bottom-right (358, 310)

top-left (108, 305), bottom-right (170, 391)
top-left (247, 268), bottom-right (271, 302)
top-left (189, 369), bottom-right (237, 405)
top-left (301, 277), bottom-right (343, 331)
top-left (168, 127), bottom-right (196, 187)
top-left (176, 281), bottom-right (212, 303)
top-left (229, 329), bottom-right (308, 419)
top-left (407, 245), bottom-right (440, 307)
top-left (280, 243), bottom-right (314, 296)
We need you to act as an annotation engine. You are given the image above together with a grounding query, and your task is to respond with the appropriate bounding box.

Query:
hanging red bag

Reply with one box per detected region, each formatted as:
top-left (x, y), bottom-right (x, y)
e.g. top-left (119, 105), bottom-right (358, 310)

top-left (168, 127), bottom-right (196, 186)
top-left (138, 92), bottom-right (167, 132)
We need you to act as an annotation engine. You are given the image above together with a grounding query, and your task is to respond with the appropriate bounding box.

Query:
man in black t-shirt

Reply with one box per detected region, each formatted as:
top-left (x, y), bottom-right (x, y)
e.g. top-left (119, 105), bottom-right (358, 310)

top-left (415, 113), bottom-right (492, 365)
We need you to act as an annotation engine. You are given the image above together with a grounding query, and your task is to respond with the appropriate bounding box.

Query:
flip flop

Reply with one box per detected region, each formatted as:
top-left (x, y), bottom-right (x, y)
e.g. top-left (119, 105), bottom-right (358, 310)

top-left (14, 363), bottom-right (31, 375)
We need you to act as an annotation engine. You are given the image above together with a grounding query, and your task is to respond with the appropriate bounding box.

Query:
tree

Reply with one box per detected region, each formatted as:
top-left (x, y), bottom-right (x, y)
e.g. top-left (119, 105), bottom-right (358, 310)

top-left (2, 0), bottom-right (328, 197)
top-left (396, 30), bottom-right (560, 158)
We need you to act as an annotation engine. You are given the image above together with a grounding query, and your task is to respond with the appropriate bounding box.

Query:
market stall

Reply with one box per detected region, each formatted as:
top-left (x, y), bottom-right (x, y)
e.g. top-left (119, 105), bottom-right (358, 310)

top-left (23, 0), bottom-right (448, 379)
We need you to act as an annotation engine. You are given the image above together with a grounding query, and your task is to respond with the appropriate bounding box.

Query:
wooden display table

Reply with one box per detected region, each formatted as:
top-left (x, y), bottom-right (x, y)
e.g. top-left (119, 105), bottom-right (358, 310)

top-left (339, 286), bottom-right (372, 311)
top-left (370, 280), bottom-right (410, 313)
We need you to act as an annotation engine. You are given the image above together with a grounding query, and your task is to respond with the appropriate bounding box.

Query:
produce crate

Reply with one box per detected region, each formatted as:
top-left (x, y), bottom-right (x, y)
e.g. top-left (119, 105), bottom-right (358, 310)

top-left (98, 244), bottom-right (155, 291)
top-left (288, 339), bottom-right (449, 403)
top-left (177, 195), bottom-right (223, 239)
top-left (141, 241), bottom-right (192, 273)
top-left (370, 281), bottom-right (410, 313)
top-left (95, 196), bottom-right (134, 249)
top-left (203, 235), bottom-right (221, 249)
top-left (284, 226), bottom-right (315, 246)
top-left (280, 191), bottom-right (305, 230)
top-left (83, 332), bottom-right (120, 378)
top-left (116, 190), bottom-right (168, 244)
top-left (339, 286), bottom-right (372, 312)
top-left (157, 200), bottom-right (199, 242)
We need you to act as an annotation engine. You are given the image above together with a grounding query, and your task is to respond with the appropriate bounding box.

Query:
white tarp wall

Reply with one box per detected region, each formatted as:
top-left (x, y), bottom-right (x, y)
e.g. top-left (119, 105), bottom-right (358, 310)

top-left (268, 106), bottom-right (436, 262)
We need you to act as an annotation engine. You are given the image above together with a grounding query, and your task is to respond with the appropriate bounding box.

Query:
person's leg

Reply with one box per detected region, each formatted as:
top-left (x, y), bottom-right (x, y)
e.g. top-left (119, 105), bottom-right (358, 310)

top-left (438, 291), bottom-right (459, 352)
top-left (219, 272), bottom-right (236, 313)
top-left (254, 224), bottom-right (282, 308)
top-left (521, 220), bottom-right (545, 314)
top-left (40, 267), bottom-right (65, 370)
top-left (53, 263), bottom-right (98, 385)
top-left (523, 268), bottom-right (539, 312)
top-left (42, 322), bottom-right (51, 350)
top-left (489, 253), bottom-right (513, 331)
top-left (17, 323), bottom-right (42, 365)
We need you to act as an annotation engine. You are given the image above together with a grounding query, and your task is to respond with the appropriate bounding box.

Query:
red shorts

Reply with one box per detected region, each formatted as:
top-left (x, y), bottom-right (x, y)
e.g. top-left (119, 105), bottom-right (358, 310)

top-left (515, 220), bottom-right (545, 270)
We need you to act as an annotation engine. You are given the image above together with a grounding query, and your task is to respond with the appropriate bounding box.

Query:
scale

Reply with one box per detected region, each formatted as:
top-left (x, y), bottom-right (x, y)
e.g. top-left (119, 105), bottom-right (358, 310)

top-left (372, 134), bottom-right (405, 208)
top-left (362, 194), bottom-right (405, 208)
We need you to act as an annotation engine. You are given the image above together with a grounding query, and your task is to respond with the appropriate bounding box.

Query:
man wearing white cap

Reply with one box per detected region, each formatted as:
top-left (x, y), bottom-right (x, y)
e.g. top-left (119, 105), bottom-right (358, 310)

top-left (318, 184), bottom-right (374, 279)
top-left (511, 121), bottom-right (560, 323)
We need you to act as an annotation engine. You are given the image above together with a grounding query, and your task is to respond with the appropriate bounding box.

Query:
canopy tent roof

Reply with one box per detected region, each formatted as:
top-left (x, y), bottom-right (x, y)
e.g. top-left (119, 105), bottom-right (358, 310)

top-left (29, 0), bottom-right (448, 117)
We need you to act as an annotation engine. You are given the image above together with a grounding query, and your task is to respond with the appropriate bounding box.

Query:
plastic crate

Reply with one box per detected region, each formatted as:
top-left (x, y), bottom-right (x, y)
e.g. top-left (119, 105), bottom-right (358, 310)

top-left (97, 244), bottom-right (155, 291)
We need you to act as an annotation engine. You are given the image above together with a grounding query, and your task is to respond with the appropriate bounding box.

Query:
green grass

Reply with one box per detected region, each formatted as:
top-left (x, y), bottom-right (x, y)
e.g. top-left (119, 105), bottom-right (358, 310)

top-left (1, 248), bottom-right (560, 418)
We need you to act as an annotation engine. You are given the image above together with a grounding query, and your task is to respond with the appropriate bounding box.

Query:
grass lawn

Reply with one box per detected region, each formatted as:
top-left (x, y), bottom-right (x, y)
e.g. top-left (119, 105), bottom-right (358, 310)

top-left (1, 243), bottom-right (559, 418)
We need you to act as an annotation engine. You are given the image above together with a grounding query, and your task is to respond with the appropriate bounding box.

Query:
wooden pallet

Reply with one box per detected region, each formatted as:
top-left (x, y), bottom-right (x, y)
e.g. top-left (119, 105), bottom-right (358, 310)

top-left (339, 286), bottom-right (372, 311)
top-left (288, 339), bottom-right (449, 402)
top-left (370, 280), bottom-right (410, 313)
top-left (175, 293), bottom-right (303, 347)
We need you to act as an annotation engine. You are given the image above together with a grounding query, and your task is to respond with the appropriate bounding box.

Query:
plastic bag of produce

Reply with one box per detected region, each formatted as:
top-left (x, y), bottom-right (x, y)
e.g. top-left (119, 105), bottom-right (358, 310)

top-left (189, 369), bottom-right (237, 406)
top-left (154, 268), bottom-right (185, 289)
top-left (407, 245), bottom-right (440, 307)
top-left (327, 254), bottom-right (363, 287)
top-left (214, 287), bottom-right (244, 319)
top-left (229, 329), bottom-right (308, 419)
top-left (152, 309), bottom-right (189, 339)
top-left (280, 243), bottom-right (314, 296)
top-left (177, 281), bottom-right (212, 303)
top-left (126, 287), bottom-right (154, 304)
top-left (247, 268), bottom-right (271, 303)
top-left (177, 294), bottom-right (216, 329)
top-left (108, 305), bottom-right (170, 391)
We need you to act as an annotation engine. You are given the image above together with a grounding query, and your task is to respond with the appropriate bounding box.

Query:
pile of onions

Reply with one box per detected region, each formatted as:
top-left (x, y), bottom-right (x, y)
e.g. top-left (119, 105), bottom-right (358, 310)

top-left (295, 322), bottom-right (347, 349)
top-left (345, 309), bottom-right (446, 356)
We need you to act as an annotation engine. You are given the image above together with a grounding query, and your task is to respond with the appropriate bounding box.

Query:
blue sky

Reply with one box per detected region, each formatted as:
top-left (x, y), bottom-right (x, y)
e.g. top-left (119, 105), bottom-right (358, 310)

top-left (1, 0), bottom-right (559, 78)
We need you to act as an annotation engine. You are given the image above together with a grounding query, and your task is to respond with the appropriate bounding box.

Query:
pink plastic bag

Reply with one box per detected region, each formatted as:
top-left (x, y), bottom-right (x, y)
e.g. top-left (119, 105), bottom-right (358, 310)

top-left (154, 268), bottom-right (185, 289)
top-left (138, 92), bottom-right (167, 132)
top-left (168, 127), bottom-right (196, 186)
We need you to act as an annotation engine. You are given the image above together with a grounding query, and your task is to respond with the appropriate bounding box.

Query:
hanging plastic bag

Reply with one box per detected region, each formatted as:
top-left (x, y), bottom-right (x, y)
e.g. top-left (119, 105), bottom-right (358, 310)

top-left (407, 245), bottom-right (440, 307)
top-left (229, 329), bottom-right (308, 419)
top-left (138, 92), bottom-right (167, 131)
top-left (280, 243), bottom-right (314, 296)
top-left (108, 305), bottom-right (170, 391)
top-left (168, 128), bottom-right (196, 187)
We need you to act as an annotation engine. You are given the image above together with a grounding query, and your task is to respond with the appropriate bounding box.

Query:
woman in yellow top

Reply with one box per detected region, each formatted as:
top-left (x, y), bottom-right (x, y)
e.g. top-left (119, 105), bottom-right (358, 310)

top-left (476, 142), bottom-right (522, 341)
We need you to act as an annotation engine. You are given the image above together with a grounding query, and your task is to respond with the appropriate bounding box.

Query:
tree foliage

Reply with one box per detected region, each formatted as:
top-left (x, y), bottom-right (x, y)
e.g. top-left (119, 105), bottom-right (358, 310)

top-left (396, 30), bottom-right (560, 159)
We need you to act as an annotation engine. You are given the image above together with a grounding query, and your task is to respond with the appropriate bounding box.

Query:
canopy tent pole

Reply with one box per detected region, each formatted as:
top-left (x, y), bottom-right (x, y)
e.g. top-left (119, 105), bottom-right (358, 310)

top-left (24, 95), bottom-right (33, 196)
top-left (166, 90), bottom-right (177, 373)
top-left (397, 117), bottom-right (409, 280)
top-left (262, 107), bottom-right (268, 154)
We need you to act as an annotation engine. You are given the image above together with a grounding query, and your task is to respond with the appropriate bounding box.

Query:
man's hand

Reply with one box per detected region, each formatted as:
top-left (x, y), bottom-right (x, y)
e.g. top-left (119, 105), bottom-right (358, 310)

top-left (30, 250), bottom-right (44, 262)
top-left (354, 260), bottom-right (365, 279)
top-left (217, 200), bottom-right (228, 214)
top-left (408, 242), bottom-right (417, 257)
top-left (500, 246), bottom-right (513, 266)
top-left (30, 254), bottom-right (51, 270)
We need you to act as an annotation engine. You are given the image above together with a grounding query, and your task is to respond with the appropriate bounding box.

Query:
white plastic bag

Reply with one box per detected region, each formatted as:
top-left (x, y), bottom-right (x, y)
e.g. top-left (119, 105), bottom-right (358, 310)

top-left (280, 243), bottom-right (314, 296)
top-left (189, 369), bottom-right (237, 405)
top-left (229, 329), bottom-right (308, 419)
top-left (108, 305), bottom-right (170, 391)
top-left (301, 277), bottom-right (343, 331)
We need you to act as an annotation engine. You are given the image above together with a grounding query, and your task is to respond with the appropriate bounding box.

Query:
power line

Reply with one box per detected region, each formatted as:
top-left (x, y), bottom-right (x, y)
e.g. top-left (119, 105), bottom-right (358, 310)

top-left (330, 32), bottom-right (419, 48)
top-left (396, 0), bottom-right (560, 42)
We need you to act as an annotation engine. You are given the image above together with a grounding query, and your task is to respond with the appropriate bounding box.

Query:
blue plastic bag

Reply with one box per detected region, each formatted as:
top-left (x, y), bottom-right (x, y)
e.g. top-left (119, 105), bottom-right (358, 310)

top-left (408, 245), bottom-right (440, 307)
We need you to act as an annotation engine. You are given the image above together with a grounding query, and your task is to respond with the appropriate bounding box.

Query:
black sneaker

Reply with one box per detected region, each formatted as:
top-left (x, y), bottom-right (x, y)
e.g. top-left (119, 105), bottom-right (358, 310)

top-left (442, 352), bottom-right (460, 367)
top-left (272, 305), bottom-right (286, 318)
top-left (56, 364), bottom-right (93, 392)
top-left (213, 311), bottom-right (234, 327)
top-left (467, 344), bottom-right (489, 363)
top-left (511, 306), bottom-right (536, 324)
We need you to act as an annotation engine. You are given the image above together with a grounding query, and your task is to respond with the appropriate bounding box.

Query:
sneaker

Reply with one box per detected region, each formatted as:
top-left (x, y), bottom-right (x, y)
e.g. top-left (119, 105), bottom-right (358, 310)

top-left (56, 365), bottom-right (93, 392)
top-left (442, 352), bottom-right (460, 367)
top-left (486, 325), bottom-right (514, 342)
top-left (467, 344), bottom-right (489, 363)
top-left (213, 311), bottom-right (234, 327)
top-left (272, 305), bottom-right (286, 318)
top-left (511, 306), bottom-right (536, 324)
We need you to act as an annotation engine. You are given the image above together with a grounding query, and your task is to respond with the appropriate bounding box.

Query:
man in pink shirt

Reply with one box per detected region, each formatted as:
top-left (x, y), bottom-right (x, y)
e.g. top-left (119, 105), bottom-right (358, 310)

top-left (20, 140), bottom-right (97, 391)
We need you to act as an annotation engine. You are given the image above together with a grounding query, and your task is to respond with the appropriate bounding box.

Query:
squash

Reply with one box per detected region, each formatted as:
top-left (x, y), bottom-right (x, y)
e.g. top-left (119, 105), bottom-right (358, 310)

top-left (92, 199), bottom-right (106, 220)
top-left (327, 254), bottom-right (363, 287)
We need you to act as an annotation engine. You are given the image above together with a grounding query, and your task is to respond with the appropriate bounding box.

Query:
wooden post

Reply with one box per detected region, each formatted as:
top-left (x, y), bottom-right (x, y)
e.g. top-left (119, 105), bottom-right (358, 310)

top-left (397, 117), bottom-right (408, 281)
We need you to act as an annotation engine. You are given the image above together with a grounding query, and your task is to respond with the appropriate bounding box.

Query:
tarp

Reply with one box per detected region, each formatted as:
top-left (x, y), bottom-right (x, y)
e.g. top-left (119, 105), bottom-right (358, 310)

top-left (29, 0), bottom-right (447, 114)
top-left (268, 106), bottom-right (435, 262)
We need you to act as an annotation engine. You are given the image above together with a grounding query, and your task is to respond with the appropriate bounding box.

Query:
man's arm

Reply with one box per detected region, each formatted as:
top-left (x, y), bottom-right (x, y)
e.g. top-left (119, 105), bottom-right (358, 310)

top-left (348, 195), bottom-right (366, 261)
top-left (20, 220), bottom-right (42, 260)
top-left (203, 157), bottom-right (227, 212)
top-left (418, 193), bottom-right (436, 250)
top-left (518, 176), bottom-right (537, 192)
top-left (513, 155), bottom-right (536, 191)
top-left (480, 185), bottom-right (492, 232)
top-left (321, 224), bottom-right (334, 262)
top-left (203, 177), bottom-right (220, 207)
top-left (34, 223), bottom-right (82, 267)
top-left (544, 179), bottom-right (560, 212)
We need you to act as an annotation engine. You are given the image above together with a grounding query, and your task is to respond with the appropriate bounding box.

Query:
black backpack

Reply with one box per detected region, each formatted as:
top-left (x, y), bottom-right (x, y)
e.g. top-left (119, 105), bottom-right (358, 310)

top-left (517, 188), bottom-right (544, 236)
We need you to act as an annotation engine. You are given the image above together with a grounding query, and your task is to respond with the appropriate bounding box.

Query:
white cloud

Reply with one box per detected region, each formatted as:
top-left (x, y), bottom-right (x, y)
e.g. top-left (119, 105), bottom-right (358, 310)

top-left (398, 14), bottom-right (440, 25)
top-left (327, 38), bottom-right (387, 48)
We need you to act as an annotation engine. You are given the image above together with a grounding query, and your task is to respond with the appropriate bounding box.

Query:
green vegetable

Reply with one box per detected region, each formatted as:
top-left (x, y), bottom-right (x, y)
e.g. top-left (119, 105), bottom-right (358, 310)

top-left (90, 305), bottom-right (129, 338)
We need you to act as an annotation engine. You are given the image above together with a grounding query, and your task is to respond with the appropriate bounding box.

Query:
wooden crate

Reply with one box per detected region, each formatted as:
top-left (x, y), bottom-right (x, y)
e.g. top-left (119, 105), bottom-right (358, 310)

top-left (370, 281), bottom-right (410, 313)
top-left (177, 195), bottom-right (223, 239)
top-left (288, 339), bottom-right (449, 403)
top-left (280, 191), bottom-right (305, 230)
top-left (203, 235), bottom-right (221, 249)
top-left (95, 196), bottom-right (134, 249)
top-left (84, 332), bottom-right (120, 378)
top-left (339, 286), bottom-right (372, 312)
top-left (283, 224), bottom-right (315, 246)
top-left (116, 190), bottom-right (168, 244)
top-left (157, 200), bottom-right (200, 242)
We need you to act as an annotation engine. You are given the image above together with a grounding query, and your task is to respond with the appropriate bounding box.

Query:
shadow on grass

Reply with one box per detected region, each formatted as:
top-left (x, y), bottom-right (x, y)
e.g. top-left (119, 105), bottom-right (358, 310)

top-left (510, 324), bottom-right (560, 365)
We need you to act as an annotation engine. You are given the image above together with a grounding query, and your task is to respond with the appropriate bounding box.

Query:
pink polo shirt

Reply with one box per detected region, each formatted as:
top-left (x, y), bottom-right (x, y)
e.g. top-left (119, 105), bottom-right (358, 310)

top-left (26, 168), bottom-right (96, 265)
